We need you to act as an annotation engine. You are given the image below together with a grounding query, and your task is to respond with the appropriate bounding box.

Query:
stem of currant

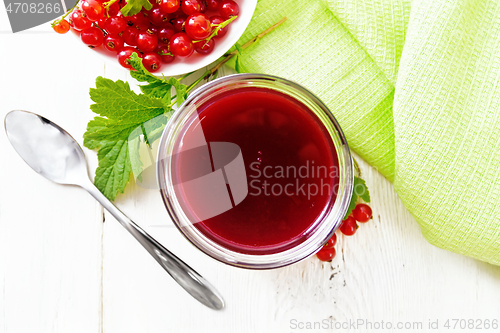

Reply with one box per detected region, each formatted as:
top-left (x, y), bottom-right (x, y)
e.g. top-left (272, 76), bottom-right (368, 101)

top-left (187, 71), bottom-right (210, 92)
top-left (167, 72), bottom-right (209, 108)
top-left (193, 15), bottom-right (238, 47)
top-left (205, 16), bottom-right (287, 79)
top-left (51, 1), bottom-right (79, 27)
top-left (352, 157), bottom-right (361, 178)
top-left (160, 17), bottom-right (288, 109)
top-left (103, 0), bottom-right (119, 15)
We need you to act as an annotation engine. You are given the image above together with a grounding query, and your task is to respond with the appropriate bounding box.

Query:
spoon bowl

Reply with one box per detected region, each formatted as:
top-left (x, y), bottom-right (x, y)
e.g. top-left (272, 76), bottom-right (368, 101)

top-left (4, 110), bottom-right (225, 310)
top-left (5, 111), bottom-right (88, 185)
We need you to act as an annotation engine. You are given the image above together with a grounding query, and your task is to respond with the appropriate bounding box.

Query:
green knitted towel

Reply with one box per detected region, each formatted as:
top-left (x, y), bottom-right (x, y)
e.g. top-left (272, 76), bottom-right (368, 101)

top-left (231, 0), bottom-right (500, 265)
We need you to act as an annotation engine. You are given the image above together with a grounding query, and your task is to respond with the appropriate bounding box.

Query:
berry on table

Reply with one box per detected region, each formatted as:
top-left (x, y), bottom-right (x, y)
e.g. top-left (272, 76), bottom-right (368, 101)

top-left (323, 233), bottom-right (337, 249)
top-left (340, 216), bottom-right (358, 236)
top-left (53, 19), bottom-right (70, 34)
top-left (352, 203), bottom-right (373, 223)
top-left (316, 247), bottom-right (336, 262)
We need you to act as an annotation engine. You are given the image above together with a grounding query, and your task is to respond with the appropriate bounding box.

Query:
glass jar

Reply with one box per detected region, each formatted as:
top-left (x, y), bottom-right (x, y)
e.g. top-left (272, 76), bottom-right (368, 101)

top-left (157, 73), bottom-right (353, 269)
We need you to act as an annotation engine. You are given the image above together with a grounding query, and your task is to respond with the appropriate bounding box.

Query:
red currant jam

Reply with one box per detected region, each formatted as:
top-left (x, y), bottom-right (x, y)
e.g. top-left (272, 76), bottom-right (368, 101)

top-left (172, 87), bottom-right (339, 254)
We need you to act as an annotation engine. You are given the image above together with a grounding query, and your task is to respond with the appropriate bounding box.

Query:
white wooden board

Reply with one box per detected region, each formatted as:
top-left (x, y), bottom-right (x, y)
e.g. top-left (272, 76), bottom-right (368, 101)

top-left (1, 18), bottom-right (499, 333)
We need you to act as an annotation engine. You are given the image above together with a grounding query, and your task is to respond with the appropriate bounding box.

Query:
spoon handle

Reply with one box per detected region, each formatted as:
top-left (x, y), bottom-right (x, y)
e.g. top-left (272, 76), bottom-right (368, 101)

top-left (82, 181), bottom-right (225, 310)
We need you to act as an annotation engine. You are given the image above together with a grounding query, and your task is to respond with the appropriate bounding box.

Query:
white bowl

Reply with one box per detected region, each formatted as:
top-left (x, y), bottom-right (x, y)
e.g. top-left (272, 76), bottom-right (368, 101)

top-left (69, 0), bottom-right (257, 76)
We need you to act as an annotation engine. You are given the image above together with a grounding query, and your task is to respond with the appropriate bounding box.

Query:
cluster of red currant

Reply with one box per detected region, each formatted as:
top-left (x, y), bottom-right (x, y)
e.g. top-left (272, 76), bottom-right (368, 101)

top-left (316, 203), bottom-right (373, 262)
top-left (52, 0), bottom-right (240, 72)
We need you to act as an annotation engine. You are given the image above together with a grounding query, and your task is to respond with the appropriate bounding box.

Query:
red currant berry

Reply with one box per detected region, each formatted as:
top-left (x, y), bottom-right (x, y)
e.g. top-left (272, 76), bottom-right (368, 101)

top-left (53, 19), bottom-right (70, 34)
top-left (169, 32), bottom-right (194, 57)
top-left (156, 44), bottom-right (175, 63)
top-left (136, 20), bottom-right (151, 31)
top-left (199, 0), bottom-right (206, 12)
top-left (159, 0), bottom-right (180, 13)
top-left (136, 31), bottom-right (159, 52)
top-left (104, 16), bottom-right (127, 35)
top-left (340, 216), bottom-right (358, 236)
top-left (125, 16), bottom-right (134, 27)
top-left (104, 34), bottom-right (125, 53)
top-left (81, 0), bottom-right (105, 22)
top-left (117, 47), bottom-right (138, 69)
top-left (206, 0), bottom-right (219, 10)
top-left (142, 52), bottom-right (163, 72)
top-left (218, 0), bottom-right (238, 20)
top-left (181, 0), bottom-right (201, 15)
top-left (107, 1), bottom-right (121, 16)
top-left (171, 15), bottom-right (187, 32)
top-left (209, 15), bottom-right (228, 38)
top-left (316, 247), bottom-right (336, 262)
top-left (194, 38), bottom-right (214, 54)
top-left (353, 204), bottom-right (373, 223)
top-left (127, 13), bottom-right (150, 30)
top-left (185, 13), bottom-right (211, 40)
top-left (148, 7), bottom-right (170, 26)
top-left (80, 27), bottom-right (104, 48)
top-left (142, 2), bottom-right (158, 16)
top-left (122, 27), bottom-right (139, 45)
top-left (148, 25), bottom-right (159, 34)
top-left (157, 24), bottom-right (175, 43)
top-left (169, 5), bottom-right (185, 17)
top-left (70, 9), bottom-right (92, 31)
top-left (323, 233), bottom-right (337, 249)
top-left (96, 17), bottom-right (107, 29)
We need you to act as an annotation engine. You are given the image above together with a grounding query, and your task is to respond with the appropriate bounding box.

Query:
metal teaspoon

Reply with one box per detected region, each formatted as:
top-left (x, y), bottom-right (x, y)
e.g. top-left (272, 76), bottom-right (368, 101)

top-left (4, 110), bottom-right (225, 310)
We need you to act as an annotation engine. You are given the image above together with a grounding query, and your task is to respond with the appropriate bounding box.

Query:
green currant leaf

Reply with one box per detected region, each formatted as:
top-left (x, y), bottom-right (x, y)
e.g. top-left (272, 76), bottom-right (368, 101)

top-left (93, 139), bottom-right (133, 200)
top-left (354, 177), bottom-right (370, 203)
top-left (120, 0), bottom-right (152, 17)
top-left (89, 77), bottom-right (166, 121)
top-left (128, 52), bottom-right (189, 107)
top-left (84, 76), bottom-right (170, 200)
top-left (167, 77), bottom-right (188, 107)
top-left (343, 176), bottom-right (371, 219)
